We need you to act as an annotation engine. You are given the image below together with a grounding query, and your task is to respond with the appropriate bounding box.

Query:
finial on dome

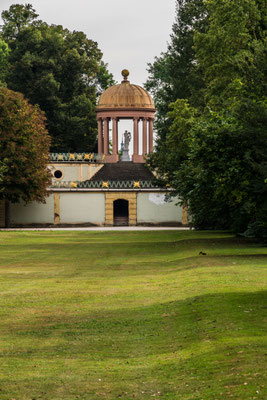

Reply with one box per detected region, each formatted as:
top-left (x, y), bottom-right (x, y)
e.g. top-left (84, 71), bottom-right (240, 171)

top-left (121, 69), bottom-right (130, 82)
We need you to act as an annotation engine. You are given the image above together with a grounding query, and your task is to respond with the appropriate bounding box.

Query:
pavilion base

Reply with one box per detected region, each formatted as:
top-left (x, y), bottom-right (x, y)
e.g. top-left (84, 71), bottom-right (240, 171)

top-left (105, 154), bottom-right (120, 163)
top-left (132, 154), bottom-right (145, 163)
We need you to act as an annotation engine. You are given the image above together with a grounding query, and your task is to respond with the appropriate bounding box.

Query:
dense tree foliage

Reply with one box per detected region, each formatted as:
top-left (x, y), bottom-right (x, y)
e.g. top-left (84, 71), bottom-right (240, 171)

top-left (0, 160), bottom-right (7, 189)
top-left (163, 104), bottom-right (267, 232)
top-left (0, 87), bottom-right (51, 205)
top-left (0, 38), bottom-right (9, 85)
top-left (1, 3), bottom-right (38, 41)
top-left (0, 4), bottom-right (114, 152)
top-left (145, 0), bottom-right (207, 143)
top-left (147, 0), bottom-right (267, 236)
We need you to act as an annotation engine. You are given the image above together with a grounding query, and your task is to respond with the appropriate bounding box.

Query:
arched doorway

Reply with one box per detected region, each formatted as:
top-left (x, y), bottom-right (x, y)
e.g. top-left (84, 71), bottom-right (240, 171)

top-left (113, 199), bottom-right (129, 226)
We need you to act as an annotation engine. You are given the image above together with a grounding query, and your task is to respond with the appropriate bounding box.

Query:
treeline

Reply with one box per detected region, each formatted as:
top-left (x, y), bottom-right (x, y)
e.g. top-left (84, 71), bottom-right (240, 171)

top-left (0, 3), bottom-right (114, 152)
top-left (146, 0), bottom-right (267, 237)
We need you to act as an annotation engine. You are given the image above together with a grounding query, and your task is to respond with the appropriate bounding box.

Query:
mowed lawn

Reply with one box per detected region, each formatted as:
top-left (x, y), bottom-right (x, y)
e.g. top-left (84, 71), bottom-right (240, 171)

top-left (0, 231), bottom-right (266, 400)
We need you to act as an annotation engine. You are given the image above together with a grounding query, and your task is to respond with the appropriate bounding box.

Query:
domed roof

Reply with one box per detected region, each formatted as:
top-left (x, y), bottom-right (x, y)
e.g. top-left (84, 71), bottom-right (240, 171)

top-left (96, 70), bottom-right (155, 111)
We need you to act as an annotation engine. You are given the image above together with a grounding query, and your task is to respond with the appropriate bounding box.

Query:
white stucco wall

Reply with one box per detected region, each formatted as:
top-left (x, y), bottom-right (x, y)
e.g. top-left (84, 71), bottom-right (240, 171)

top-left (137, 192), bottom-right (182, 224)
top-left (10, 191), bottom-right (182, 226)
top-left (49, 163), bottom-right (103, 183)
top-left (60, 192), bottom-right (105, 224)
top-left (10, 195), bottom-right (54, 224)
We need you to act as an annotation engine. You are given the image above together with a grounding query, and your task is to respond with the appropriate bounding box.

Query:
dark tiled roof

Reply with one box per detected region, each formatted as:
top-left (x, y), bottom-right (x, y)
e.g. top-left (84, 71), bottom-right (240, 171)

top-left (91, 162), bottom-right (155, 181)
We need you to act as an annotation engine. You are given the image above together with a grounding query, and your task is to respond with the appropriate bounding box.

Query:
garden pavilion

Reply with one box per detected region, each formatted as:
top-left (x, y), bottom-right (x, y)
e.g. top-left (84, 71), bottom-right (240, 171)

top-left (0, 70), bottom-right (186, 228)
top-left (96, 69), bottom-right (156, 163)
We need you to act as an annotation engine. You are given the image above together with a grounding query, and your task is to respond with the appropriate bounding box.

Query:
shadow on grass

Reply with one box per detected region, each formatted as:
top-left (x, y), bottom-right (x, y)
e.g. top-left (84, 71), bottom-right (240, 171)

top-left (1, 236), bottom-right (266, 274)
top-left (1, 290), bottom-right (266, 400)
top-left (2, 290), bottom-right (266, 360)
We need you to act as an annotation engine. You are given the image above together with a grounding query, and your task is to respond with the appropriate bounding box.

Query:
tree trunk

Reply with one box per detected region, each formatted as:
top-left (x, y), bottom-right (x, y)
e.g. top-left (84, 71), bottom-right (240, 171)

top-left (5, 200), bottom-right (10, 228)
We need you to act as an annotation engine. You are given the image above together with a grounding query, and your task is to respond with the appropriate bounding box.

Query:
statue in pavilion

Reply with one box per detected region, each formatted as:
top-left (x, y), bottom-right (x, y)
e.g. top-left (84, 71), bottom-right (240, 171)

top-left (124, 130), bottom-right (131, 150)
top-left (121, 130), bottom-right (131, 161)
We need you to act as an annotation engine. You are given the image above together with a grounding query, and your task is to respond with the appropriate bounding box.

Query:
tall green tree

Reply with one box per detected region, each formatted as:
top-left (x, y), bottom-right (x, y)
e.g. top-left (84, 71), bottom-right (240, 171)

top-left (195, 0), bottom-right (267, 109)
top-left (147, 0), bottom-right (267, 235)
top-left (165, 104), bottom-right (267, 231)
top-left (145, 0), bottom-right (207, 144)
top-left (0, 87), bottom-right (51, 225)
top-left (1, 3), bottom-right (38, 41)
top-left (191, 0), bottom-right (267, 233)
top-left (1, 4), bottom-right (114, 152)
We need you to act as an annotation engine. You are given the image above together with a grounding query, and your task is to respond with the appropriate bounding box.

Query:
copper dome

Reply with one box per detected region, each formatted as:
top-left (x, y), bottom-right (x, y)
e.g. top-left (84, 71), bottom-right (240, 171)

top-left (96, 71), bottom-right (155, 111)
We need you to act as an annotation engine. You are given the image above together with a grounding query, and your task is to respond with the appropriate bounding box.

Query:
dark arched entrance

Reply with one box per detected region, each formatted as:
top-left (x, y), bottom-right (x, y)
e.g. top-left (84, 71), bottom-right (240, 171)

top-left (113, 199), bottom-right (129, 226)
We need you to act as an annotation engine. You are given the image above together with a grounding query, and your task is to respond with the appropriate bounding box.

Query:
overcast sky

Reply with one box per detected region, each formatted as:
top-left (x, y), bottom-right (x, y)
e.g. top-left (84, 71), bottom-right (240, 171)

top-left (0, 0), bottom-right (176, 86)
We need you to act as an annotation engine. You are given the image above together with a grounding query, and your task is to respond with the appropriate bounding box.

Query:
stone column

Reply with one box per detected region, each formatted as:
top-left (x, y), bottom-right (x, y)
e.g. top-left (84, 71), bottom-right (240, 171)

top-left (142, 118), bottom-right (148, 156)
top-left (133, 117), bottom-right (139, 156)
top-left (132, 117), bottom-right (145, 163)
top-left (104, 117), bottom-right (119, 162)
top-left (103, 118), bottom-right (109, 155)
top-left (112, 117), bottom-right (118, 155)
top-left (97, 118), bottom-right (103, 154)
top-left (149, 118), bottom-right (154, 153)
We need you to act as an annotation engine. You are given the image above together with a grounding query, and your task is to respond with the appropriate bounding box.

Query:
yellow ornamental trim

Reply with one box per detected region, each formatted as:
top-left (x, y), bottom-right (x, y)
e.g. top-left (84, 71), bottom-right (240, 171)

top-left (70, 182), bottom-right (77, 188)
top-left (102, 154), bottom-right (105, 160)
top-left (134, 181), bottom-right (140, 188)
top-left (69, 153), bottom-right (75, 160)
top-left (57, 154), bottom-right (63, 160)
top-left (84, 153), bottom-right (90, 160)
top-left (102, 181), bottom-right (109, 188)
top-left (77, 154), bottom-right (83, 160)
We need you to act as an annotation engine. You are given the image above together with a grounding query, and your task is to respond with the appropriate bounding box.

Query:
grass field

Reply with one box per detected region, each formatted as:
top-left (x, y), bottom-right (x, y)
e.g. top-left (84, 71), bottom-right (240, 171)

top-left (0, 230), bottom-right (266, 400)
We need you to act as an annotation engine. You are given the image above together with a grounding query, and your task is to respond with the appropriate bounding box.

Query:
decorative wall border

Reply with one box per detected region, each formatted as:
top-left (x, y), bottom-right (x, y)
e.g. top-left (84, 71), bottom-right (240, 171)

top-left (51, 180), bottom-right (158, 189)
top-left (50, 153), bottom-right (104, 163)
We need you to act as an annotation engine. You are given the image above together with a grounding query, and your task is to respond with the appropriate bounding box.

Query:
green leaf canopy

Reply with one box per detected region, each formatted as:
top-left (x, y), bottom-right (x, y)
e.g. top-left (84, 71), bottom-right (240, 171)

top-left (0, 87), bottom-right (51, 204)
top-left (1, 4), bottom-right (114, 152)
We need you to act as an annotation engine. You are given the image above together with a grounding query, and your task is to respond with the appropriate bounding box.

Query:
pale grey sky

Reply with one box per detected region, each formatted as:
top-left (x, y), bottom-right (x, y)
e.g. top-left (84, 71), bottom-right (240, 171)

top-left (0, 0), bottom-right (176, 85)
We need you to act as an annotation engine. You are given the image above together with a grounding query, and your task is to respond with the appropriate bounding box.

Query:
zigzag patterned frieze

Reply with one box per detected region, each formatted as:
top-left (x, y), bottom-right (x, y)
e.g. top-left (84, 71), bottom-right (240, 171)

top-left (51, 180), bottom-right (158, 189)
